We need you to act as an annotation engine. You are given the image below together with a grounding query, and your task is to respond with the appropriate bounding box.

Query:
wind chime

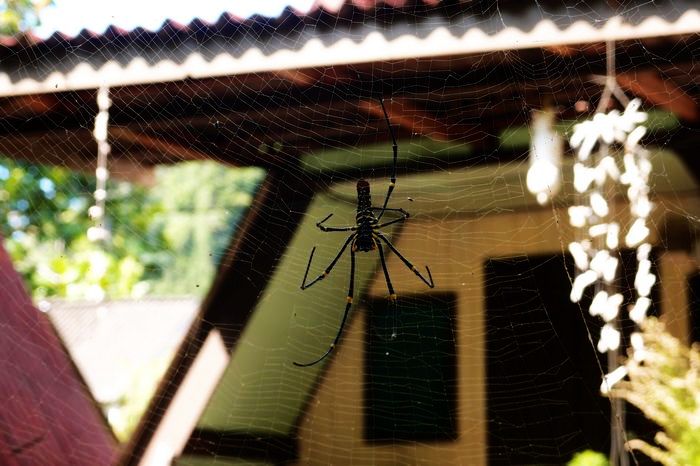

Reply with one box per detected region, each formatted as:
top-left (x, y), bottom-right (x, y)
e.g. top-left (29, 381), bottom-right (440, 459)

top-left (566, 41), bottom-right (654, 466)
top-left (86, 86), bottom-right (112, 303)
top-left (567, 44), bottom-right (654, 388)
top-left (88, 86), bottom-right (111, 243)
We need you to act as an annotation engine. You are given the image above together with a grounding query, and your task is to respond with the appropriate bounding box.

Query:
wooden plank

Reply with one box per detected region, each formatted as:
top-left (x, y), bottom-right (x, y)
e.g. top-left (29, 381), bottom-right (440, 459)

top-left (0, 129), bottom-right (155, 184)
top-left (358, 98), bottom-right (478, 142)
top-left (110, 127), bottom-right (212, 162)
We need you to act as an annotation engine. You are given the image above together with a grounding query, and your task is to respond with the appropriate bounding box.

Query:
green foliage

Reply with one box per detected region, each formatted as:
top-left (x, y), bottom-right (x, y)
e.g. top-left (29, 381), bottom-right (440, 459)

top-left (0, 158), bottom-right (160, 300)
top-left (0, 157), bottom-right (263, 299)
top-left (0, 0), bottom-right (51, 35)
top-left (567, 450), bottom-right (609, 466)
top-left (148, 162), bottom-right (264, 296)
top-left (0, 157), bottom-right (263, 440)
top-left (610, 318), bottom-right (700, 466)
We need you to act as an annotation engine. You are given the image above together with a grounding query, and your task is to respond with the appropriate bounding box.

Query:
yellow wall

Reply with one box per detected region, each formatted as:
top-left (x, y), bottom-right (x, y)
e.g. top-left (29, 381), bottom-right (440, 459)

top-left (296, 193), bottom-right (700, 465)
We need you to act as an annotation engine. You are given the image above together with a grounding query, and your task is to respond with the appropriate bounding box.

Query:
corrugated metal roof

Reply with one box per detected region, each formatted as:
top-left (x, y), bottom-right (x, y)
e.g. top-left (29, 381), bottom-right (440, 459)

top-left (0, 0), bottom-right (441, 48)
top-left (0, 0), bottom-right (697, 97)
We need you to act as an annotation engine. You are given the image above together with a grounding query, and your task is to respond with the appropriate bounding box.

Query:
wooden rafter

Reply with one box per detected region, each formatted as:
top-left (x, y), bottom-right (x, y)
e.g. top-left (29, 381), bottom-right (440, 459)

top-left (544, 43), bottom-right (606, 57)
top-left (0, 129), bottom-right (154, 184)
top-left (274, 67), bottom-right (353, 87)
top-left (358, 98), bottom-right (477, 142)
top-left (110, 127), bottom-right (212, 162)
top-left (617, 70), bottom-right (700, 122)
top-left (0, 94), bottom-right (61, 118)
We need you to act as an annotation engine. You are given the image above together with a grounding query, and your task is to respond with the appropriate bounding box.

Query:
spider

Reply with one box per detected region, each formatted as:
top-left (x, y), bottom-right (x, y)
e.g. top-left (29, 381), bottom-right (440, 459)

top-left (294, 98), bottom-right (435, 367)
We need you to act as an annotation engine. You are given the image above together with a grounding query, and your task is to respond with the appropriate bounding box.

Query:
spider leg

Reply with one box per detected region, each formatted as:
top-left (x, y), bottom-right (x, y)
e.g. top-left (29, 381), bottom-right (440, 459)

top-left (301, 234), bottom-right (356, 290)
top-left (376, 240), bottom-right (397, 301)
top-left (316, 213), bottom-right (358, 232)
top-left (372, 207), bottom-right (408, 214)
top-left (294, 243), bottom-right (357, 367)
top-left (376, 98), bottom-right (398, 221)
top-left (373, 207), bottom-right (410, 229)
top-left (376, 240), bottom-right (399, 339)
top-left (375, 232), bottom-right (434, 288)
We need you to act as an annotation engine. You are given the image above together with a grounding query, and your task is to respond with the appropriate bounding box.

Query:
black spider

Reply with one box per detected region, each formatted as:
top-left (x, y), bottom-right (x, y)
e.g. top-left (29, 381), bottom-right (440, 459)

top-left (295, 98), bottom-right (435, 367)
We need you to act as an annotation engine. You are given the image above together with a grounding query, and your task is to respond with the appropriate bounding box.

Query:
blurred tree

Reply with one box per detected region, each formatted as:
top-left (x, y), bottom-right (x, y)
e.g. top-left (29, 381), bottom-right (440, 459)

top-left (0, 0), bottom-right (51, 35)
top-left (148, 161), bottom-right (263, 296)
top-left (0, 158), bottom-right (164, 299)
top-left (0, 157), bottom-right (263, 300)
top-left (567, 450), bottom-right (609, 466)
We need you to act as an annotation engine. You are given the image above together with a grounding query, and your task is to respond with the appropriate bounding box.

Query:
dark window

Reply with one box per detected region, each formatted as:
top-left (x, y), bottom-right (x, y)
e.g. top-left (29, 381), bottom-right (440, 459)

top-left (485, 252), bottom-right (658, 465)
top-left (364, 293), bottom-right (458, 442)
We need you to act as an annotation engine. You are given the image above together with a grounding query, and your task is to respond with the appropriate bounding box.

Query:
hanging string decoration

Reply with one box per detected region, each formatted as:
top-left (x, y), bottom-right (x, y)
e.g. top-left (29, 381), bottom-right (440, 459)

top-left (566, 98), bottom-right (655, 392)
top-left (88, 86), bottom-right (111, 243)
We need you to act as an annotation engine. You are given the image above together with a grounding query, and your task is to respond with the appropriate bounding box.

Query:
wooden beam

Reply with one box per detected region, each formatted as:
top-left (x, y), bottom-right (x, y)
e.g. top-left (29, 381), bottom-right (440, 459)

top-left (109, 127), bottom-right (212, 163)
top-left (358, 98), bottom-right (479, 142)
top-left (544, 42), bottom-right (606, 57)
top-left (274, 66), bottom-right (355, 87)
top-left (0, 94), bottom-right (61, 118)
top-left (0, 130), bottom-right (154, 184)
top-left (617, 71), bottom-right (700, 122)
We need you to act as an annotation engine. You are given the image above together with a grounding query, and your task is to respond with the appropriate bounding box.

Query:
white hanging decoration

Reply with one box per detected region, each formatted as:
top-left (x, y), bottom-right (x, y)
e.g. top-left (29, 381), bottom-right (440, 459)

top-left (637, 243), bottom-right (651, 261)
top-left (89, 86), bottom-right (112, 244)
top-left (588, 223), bottom-right (608, 238)
top-left (625, 218), bottom-right (649, 248)
top-left (606, 222), bottom-right (620, 249)
top-left (526, 108), bottom-right (563, 205)
top-left (570, 270), bottom-right (598, 303)
top-left (573, 163), bottom-right (595, 193)
top-left (634, 260), bottom-right (656, 297)
top-left (568, 205), bottom-right (592, 228)
top-left (590, 192), bottom-right (610, 217)
top-left (600, 365), bottom-right (628, 394)
top-left (569, 241), bottom-right (590, 271)
top-left (569, 97), bottom-right (656, 393)
top-left (629, 297), bottom-right (651, 324)
top-left (598, 323), bottom-right (621, 353)
top-left (589, 291), bottom-right (623, 322)
top-left (630, 332), bottom-right (647, 362)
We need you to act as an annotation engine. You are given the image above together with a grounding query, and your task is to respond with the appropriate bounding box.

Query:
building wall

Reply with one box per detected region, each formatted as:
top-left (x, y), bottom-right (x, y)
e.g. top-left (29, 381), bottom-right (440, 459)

top-left (296, 193), bottom-right (700, 465)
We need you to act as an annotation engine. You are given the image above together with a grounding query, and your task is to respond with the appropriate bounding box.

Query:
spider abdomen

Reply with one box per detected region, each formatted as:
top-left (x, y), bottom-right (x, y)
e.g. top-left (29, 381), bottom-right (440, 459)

top-left (355, 208), bottom-right (377, 252)
top-left (354, 179), bottom-right (378, 252)
top-left (355, 235), bottom-right (376, 252)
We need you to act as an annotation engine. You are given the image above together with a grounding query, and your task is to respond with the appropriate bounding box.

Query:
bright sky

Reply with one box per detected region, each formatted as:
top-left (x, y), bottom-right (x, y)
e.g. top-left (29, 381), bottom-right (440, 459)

top-left (35, 0), bottom-right (316, 38)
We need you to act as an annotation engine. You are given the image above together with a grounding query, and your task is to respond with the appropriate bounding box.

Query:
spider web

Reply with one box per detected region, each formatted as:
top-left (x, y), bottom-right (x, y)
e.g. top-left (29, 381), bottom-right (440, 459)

top-left (0, 1), bottom-right (699, 466)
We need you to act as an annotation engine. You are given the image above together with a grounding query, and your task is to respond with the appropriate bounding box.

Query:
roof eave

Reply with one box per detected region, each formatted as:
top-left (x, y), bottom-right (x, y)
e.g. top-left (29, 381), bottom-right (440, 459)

top-left (1, 1), bottom-right (698, 97)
